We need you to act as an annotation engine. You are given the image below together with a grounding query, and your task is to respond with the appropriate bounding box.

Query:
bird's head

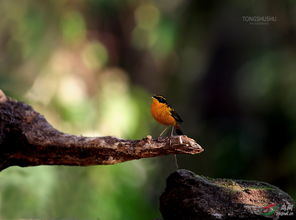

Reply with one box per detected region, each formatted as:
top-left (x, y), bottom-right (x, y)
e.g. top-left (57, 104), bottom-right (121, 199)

top-left (152, 95), bottom-right (167, 104)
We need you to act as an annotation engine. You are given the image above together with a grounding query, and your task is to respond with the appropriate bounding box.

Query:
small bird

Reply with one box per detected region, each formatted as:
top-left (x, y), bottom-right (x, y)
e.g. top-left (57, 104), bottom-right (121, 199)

top-left (151, 95), bottom-right (183, 136)
top-left (151, 95), bottom-right (183, 169)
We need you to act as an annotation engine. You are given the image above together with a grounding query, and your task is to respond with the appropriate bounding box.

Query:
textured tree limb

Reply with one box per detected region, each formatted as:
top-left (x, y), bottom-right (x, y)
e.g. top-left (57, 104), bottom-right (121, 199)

top-left (160, 169), bottom-right (295, 220)
top-left (0, 90), bottom-right (203, 171)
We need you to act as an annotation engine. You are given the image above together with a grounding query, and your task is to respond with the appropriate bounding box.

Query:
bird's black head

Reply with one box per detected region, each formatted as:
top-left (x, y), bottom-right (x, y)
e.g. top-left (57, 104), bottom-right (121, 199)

top-left (152, 95), bottom-right (167, 104)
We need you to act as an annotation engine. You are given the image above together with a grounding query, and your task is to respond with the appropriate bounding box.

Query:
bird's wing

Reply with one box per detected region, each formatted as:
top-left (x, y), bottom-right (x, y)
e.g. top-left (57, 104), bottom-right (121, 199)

top-left (170, 108), bottom-right (183, 123)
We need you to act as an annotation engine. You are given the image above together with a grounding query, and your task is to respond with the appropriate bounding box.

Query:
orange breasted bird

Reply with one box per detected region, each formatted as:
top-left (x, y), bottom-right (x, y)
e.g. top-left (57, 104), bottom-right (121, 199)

top-left (151, 95), bottom-right (183, 136)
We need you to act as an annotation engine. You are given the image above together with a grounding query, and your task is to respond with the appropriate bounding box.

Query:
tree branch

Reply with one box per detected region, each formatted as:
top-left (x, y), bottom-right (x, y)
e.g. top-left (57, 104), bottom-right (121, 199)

top-left (160, 169), bottom-right (295, 220)
top-left (0, 90), bottom-right (203, 171)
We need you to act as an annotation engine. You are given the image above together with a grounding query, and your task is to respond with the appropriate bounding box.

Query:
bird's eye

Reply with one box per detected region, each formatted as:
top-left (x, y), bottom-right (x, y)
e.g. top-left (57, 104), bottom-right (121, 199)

top-left (159, 97), bottom-right (166, 103)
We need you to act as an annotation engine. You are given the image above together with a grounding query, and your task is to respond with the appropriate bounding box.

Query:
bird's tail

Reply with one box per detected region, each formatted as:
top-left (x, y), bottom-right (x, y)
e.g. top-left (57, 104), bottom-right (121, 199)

top-left (175, 125), bottom-right (183, 135)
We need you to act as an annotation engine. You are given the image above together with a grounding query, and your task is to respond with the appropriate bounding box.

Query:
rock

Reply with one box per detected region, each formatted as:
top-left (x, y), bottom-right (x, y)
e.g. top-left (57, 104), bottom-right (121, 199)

top-left (160, 169), bottom-right (295, 220)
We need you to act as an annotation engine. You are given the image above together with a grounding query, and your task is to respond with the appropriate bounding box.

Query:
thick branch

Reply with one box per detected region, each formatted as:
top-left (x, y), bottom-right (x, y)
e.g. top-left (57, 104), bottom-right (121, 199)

top-left (160, 169), bottom-right (295, 220)
top-left (0, 90), bottom-right (203, 171)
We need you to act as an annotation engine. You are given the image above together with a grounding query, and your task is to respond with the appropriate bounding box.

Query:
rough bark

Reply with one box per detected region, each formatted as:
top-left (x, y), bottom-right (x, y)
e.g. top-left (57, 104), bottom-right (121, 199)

top-left (160, 169), bottom-right (295, 220)
top-left (0, 90), bottom-right (203, 171)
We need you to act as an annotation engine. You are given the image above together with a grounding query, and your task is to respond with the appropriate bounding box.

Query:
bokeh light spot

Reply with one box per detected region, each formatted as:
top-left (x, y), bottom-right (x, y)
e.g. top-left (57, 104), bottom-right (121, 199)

top-left (57, 74), bottom-right (87, 105)
top-left (82, 41), bottom-right (108, 70)
top-left (134, 3), bottom-right (160, 31)
top-left (61, 10), bottom-right (86, 45)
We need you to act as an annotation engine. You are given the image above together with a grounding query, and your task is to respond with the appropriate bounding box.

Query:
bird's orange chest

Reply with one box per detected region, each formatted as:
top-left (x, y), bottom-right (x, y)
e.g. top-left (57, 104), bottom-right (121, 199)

top-left (151, 99), bottom-right (176, 126)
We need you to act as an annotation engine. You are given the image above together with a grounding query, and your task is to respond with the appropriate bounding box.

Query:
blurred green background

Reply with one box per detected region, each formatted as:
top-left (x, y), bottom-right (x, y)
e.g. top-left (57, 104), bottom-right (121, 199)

top-left (0, 0), bottom-right (296, 219)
